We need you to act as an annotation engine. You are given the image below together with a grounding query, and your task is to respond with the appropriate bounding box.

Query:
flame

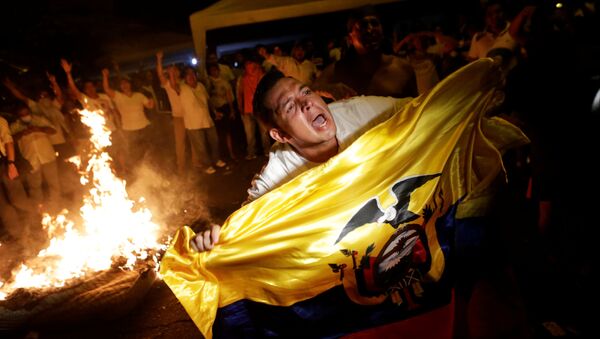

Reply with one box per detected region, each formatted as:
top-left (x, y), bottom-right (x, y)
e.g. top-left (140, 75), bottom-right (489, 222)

top-left (0, 108), bottom-right (165, 300)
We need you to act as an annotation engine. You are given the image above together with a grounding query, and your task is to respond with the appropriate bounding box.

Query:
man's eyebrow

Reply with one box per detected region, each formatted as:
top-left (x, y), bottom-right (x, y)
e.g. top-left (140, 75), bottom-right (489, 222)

top-left (278, 96), bottom-right (292, 111)
top-left (277, 84), bottom-right (303, 111)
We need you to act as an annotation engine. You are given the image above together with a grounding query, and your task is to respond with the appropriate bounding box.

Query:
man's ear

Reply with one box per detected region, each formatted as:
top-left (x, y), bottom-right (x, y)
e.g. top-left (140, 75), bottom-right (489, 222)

top-left (269, 128), bottom-right (291, 143)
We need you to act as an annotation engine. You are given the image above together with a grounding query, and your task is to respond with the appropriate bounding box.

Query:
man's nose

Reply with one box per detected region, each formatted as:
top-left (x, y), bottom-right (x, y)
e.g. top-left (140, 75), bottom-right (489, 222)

top-left (366, 23), bottom-right (375, 32)
top-left (300, 98), bottom-right (312, 113)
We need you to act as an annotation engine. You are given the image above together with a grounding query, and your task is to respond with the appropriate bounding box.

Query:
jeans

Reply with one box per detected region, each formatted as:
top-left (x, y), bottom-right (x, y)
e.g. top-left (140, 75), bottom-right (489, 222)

top-left (122, 127), bottom-right (150, 168)
top-left (26, 160), bottom-right (61, 208)
top-left (173, 117), bottom-right (187, 173)
top-left (1, 162), bottom-right (35, 238)
top-left (186, 127), bottom-right (221, 167)
top-left (241, 114), bottom-right (271, 157)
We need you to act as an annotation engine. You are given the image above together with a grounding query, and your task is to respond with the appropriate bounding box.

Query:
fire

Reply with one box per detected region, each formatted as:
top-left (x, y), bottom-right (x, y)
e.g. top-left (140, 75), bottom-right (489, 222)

top-left (0, 108), bottom-right (165, 300)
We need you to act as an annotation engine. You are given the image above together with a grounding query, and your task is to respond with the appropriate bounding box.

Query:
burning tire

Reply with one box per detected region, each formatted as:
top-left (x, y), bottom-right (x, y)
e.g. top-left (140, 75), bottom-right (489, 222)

top-left (0, 267), bottom-right (156, 333)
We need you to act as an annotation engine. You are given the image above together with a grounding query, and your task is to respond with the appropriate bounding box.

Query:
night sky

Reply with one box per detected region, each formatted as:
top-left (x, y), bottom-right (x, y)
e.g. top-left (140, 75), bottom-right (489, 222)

top-left (0, 0), bottom-right (217, 77)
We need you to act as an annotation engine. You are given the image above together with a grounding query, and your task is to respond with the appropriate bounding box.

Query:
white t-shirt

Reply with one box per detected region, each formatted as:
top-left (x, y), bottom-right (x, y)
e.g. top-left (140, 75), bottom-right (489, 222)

top-left (162, 82), bottom-right (184, 118)
top-left (113, 91), bottom-right (150, 131)
top-left (468, 23), bottom-right (510, 60)
top-left (179, 83), bottom-right (214, 130)
top-left (28, 98), bottom-right (67, 145)
top-left (219, 63), bottom-right (236, 83)
top-left (208, 76), bottom-right (233, 109)
top-left (81, 93), bottom-right (118, 131)
top-left (10, 115), bottom-right (56, 171)
top-left (247, 95), bottom-right (412, 202)
top-left (267, 55), bottom-right (318, 85)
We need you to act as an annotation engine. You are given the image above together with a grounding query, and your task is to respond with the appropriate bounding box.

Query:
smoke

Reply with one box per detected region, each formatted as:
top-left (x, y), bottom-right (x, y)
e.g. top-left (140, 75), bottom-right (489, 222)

top-left (125, 160), bottom-right (211, 236)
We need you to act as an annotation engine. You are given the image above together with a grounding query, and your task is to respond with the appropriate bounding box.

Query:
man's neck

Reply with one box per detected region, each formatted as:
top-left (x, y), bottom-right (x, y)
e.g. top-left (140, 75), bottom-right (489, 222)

top-left (294, 138), bottom-right (339, 163)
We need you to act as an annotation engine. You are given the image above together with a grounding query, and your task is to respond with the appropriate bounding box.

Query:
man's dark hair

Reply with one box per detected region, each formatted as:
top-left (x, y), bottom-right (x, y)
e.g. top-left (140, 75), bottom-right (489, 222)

top-left (183, 66), bottom-right (196, 74)
top-left (82, 78), bottom-right (94, 85)
top-left (253, 69), bottom-right (286, 129)
top-left (206, 62), bottom-right (219, 72)
top-left (241, 48), bottom-right (263, 65)
top-left (346, 5), bottom-right (380, 33)
top-left (13, 102), bottom-right (30, 114)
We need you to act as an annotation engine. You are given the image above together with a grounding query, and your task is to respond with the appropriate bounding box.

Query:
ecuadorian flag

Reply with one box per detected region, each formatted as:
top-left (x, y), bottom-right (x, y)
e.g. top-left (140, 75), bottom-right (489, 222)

top-left (160, 59), bottom-right (529, 338)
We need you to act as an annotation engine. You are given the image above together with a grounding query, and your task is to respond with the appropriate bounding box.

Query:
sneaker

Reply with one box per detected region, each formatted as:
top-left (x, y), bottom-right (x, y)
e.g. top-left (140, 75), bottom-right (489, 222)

top-left (204, 166), bottom-right (216, 175)
top-left (215, 160), bottom-right (226, 168)
top-left (245, 154), bottom-right (257, 160)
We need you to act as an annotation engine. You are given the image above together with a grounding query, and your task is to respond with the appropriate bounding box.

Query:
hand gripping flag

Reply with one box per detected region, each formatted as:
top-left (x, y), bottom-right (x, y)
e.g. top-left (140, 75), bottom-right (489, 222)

top-left (160, 58), bottom-right (529, 338)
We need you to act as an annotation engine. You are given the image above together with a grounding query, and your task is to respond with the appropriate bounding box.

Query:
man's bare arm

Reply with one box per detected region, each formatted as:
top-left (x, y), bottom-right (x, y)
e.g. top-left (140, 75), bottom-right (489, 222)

top-left (101, 68), bottom-right (116, 98)
top-left (155, 51), bottom-right (169, 86)
top-left (61, 59), bottom-right (84, 102)
top-left (2, 78), bottom-right (30, 103)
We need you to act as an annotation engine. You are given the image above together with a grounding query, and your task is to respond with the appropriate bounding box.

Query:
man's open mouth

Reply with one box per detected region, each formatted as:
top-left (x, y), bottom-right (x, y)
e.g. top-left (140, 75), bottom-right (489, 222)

top-left (312, 114), bottom-right (327, 128)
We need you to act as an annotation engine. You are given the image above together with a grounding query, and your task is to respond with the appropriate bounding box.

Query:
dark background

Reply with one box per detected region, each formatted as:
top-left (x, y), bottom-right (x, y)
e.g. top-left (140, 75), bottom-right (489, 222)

top-left (0, 0), bottom-right (216, 76)
top-left (0, 1), bottom-right (489, 76)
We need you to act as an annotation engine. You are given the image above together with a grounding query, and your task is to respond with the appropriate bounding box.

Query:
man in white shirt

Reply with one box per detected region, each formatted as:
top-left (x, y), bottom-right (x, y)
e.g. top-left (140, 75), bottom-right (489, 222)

top-left (102, 68), bottom-right (154, 171)
top-left (247, 90), bottom-right (411, 202)
top-left (467, 1), bottom-right (510, 60)
top-left (1, 115), bottom-right (35, 239)
top-left (258, 42), bottom-right (318, 85)
top-left (192, 69), bottom-right (411, 250)
top-left (169, 67), bottom-right (226, 175)
top-left (156, 52), bottom-right (191, 175)
top-left (62, 59), bottom-right (126, 172)
top-left (62, 60), bottom-right (120, 132)
top-left (10, 105), bottom-right (61, 211)
top-left (207, 52), bottom-right (236, 84)
top-left (2, 77), bottom-right (70, 155)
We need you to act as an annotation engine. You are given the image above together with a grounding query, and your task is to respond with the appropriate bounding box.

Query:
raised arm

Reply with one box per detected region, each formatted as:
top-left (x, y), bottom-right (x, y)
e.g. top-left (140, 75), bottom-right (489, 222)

top-left (167, 66), bottom-right (180, 94)
top-left (257, 46), bottom-right (270, 61)
top-left (47, 72), bottom-right (64, 106)
top-left (509, 6), bottom-right (536, 47)
top-left (112, 61), bottom-right (122, 82)
top-left (257, 46), bottom-right (289, 68)
top-left (487, 6), bottom-right (536, 69)
top-left (101, 68), bottom-right (116, 98)
top-left (2, 78), bottom-right (30, 103)
top-left (155, 51), bottom-right (168, 86)
top-left (431, 32), bottom-right (458, 55)
top-left (61, 59), bottom-right (83, 101)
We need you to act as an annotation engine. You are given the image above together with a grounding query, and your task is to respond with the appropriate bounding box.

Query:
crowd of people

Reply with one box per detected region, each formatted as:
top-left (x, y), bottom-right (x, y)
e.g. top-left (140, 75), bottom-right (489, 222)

top-left (1, 0), bottom-right (598, 336)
